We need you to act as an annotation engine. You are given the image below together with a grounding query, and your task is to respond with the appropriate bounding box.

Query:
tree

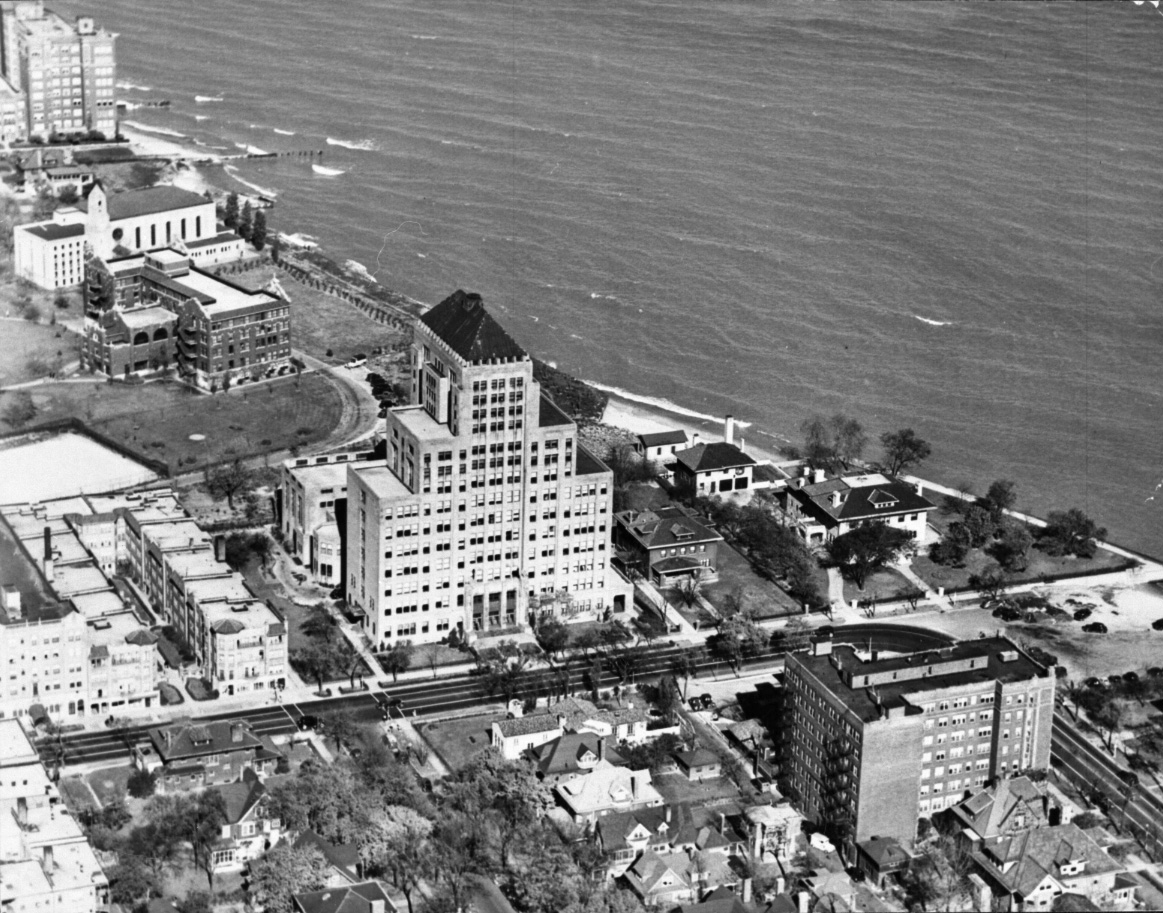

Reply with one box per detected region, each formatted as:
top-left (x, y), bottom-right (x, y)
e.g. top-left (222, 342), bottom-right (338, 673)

top-left (107, 854), bottom-right (156, 908)
top-left (238, 201), bottom-right (253, 242)
top-left (1093, 700), bottom-right (1123, 753)
top-left (125, 817), bottom-right (182, 882)
top-left (126, 767), bottom-right (156, 798)
top-left (382, 639), bottom-right (415, 682)
top-left (247, 843), bottom-right (330, 913)
top-left (160, 790), bottom-right (227, 890)
top-left (292, 639), bottom-right (343, 694)
top-left (251, 209), bottom-right (267, 250)
top-left (671, 648), bottom-right (703, 700)
top-left (929, 522), bottom-right (972, 567)
top-left (773, 615), bottom-right (813, 654)
top-left (880, 428), bottom-right (932, 475)
top-left (178, 891), bottom-right (213, 913)
top-left (319, 708), bottom-right (360, 753)
top-left (713, 610), bottom-right (766, 674)
top-left (895, 584), bottom-right (926, 612)
top-left (992, 520), bottom-right (1034, 572)
top-left (982, 479), bottom-right (1018, 518)
top-left (968, 563), bottom-right (1007, 605)
top-left (1039, 508), bottom-right (1106, 558)
top-left (222, 192), bottom-right (239, 229)
top-left (960, 505), bottom-right (997, 548)
top-left (800, 413), bottom-right (866, 474)
top-left (827, 523), bottom-right (913, 589)
top-left (270, 233), bottom-right (281, 263)
top-left (1, 391), bottom-right (37, 429)
top-left (301, 601), bottom-right (336, 643)
top-left (676, 573), bottom-right (704, 608)
top-left (899, 835), bottom-right (973, 912)
top-left (359, 806), bottom-right (433, 913)
top-left (204, 459), bottom-right (252, 509)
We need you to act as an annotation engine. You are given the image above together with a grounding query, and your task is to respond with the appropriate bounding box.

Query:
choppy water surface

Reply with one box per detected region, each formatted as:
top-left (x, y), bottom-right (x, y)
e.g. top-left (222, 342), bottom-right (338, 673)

top-left (63, 0), bottom-right (1163, 555)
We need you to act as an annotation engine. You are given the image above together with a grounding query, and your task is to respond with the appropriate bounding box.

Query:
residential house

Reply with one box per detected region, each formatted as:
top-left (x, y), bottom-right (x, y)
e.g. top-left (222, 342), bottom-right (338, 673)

top-left (947, 775), bottom-right (1067, 841)
top-left (854, 836), bottom-right (913, 888)
top-left (146, 719), bottom-right (270, 792)
top-left (614, 506), bottom-right (722, 587)
top-left (293, 882), bottom-right (395, 913)
top-left (491, 697), bottom-right (649, 760)
top-left (208, 770), bottom-right (282, 872)
top-left (744, 804), bottom-right (802, 865)
top-left (623, 847), bottom-right (740, 909)
top-left (555, 765), bottom-right (663, 824)
top-left (778, 471), bottom-right (935, 546)
top-left (528, 732), bottom-right (623, 785)
top-left (673, 749), bottom-right (721, 783)
top-left (672, 441), bottom-right (757, 497)
top-left (595, 803), bottom-right (747, 879)
top-left (635, 430), bottom-right (688, 463)
top-left (969, 823), bottom-right (1136, 912)
top-left (800, 869), bottom-right (857, 913)
top-left (294, 830), bottom-right (361, 886)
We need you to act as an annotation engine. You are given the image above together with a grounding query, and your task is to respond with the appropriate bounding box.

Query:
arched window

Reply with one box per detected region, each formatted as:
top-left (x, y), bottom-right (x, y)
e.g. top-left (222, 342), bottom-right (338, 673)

top-left (153, 327), bottom-right (168, 342)
top-left (133, 331), bottom-right (149, 345)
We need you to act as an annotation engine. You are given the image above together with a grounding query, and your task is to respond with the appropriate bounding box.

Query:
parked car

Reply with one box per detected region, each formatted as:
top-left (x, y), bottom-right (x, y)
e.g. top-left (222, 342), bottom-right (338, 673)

top-left (698, 694), bottom-right (715, 711)
top-left (1123, 671), bottom-right (1140, 683)
top-left (1148, 667), bottom-right (1163, 678)
top-left (1072, 608), bottom-right (1093, 622)
top-left (1152, 618), bottom-right (1163, 631)
top-left (1083, 677), bottom-right (1104, 689)
top-left (689, 697), bottom-right (704, 712)
top-left (1081, 622), bottom-right (1108, 634)
top-left (297, 714), bottom-right (319, 731)
top-left (992, 605), bottom-right (1022, 622)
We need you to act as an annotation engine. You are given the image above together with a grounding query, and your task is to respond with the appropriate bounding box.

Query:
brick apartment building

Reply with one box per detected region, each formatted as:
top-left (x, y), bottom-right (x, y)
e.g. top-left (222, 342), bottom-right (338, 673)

top-left (782, 637), bottom-right (1055, 852)
top-left (345, 290), bottom-right (632, 647)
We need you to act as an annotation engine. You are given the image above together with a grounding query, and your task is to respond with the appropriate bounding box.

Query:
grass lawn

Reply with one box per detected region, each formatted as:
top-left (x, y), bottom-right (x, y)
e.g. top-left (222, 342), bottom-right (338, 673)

top-left (841, 566), bottom-right (913, 604)
top-left (416, 712), bottom-right (507, 772)
top-left (406, 643), bottom-right (474, 676)
top-left (911, 545), bottom-right (1128, 594)
top-left (701, 542), bottom-right (802, 620)
top-left (85, 764), bottom-right (133, 807)
top-left (14, 373), bottom-right (342, 470)
top-left (653, 772), bottom-right (741, 805)
top-left (58, 776), bottom-right (100, 813)
top-left (234, 266), bottom-right (409, 368)
top-left (0, 318), bottom-right (82, 386)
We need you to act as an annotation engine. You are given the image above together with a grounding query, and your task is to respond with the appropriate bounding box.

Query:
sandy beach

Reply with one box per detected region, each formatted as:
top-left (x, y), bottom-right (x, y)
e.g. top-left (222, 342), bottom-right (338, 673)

top-left (119, 124), bottom-right (223, 164)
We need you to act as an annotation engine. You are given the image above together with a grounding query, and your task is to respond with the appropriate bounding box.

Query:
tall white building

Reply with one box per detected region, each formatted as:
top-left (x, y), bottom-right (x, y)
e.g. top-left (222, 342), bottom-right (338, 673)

top-left (347, 290), bottom-right (632, 647)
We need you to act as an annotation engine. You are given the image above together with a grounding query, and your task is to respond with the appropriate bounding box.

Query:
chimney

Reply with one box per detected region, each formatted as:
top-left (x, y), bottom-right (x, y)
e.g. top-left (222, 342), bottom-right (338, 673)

top-left (370, 901), bottom-right (386, 913)
top-left (42, 844), bottom-right (54, 876)
top-left (597, 737), bottom-right (605, 763)
top-left (812, 637), bottom-right (833, 657)
top-left (801, 464), bottom-right (811, 478)
top-left (231, 722), bottom-right (244, 743)
top-left (719, 812), bottom-right (727, 836)
top-left (724, 415), bottom-right (735, 446)
top-left (742, 877), bottom-right (753, 904)
top-left (630, 773), bottom-right (639, 799)
top-left (813, 468), bottom-right (826, 484)
top-left (830, 490), bottom-right (842, 508)
top-left (16, 796), bottom-right (28, 827)
top-left (666, 805), bottom-right (672, 823)
top-left (915, 480), bottom-right (924, 495)
top-left (751, 821), bottom-right (764, 860)
top-left (214, 535), bottom-right (226, 562)
top-left (798, 891), bottom-right (810, 913)
top-left (692, 432), bottom-right (700, 446)
top-left (43, 526), bottom-right (53, 583)
top-left (776, 875), bottom-right (786, 896)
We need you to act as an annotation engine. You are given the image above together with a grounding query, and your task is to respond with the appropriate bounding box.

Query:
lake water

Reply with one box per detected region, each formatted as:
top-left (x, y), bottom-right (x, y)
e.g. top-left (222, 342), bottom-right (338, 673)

top-left (56, 0), bottom-right (1163, 556)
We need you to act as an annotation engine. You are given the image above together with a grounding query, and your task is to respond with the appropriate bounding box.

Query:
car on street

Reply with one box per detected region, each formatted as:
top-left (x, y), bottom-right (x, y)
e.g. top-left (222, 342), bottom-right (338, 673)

top-left (297, 714), bottom-right (319, 731)
top-left (698, 694), bottom-right (714, 711)
top-left (1081, 622), bottom-right (1108, 634)
top-left (1073, 608), bottom-right (1093, 621)
top-left (1153, 618), bottom-right (1163, 631)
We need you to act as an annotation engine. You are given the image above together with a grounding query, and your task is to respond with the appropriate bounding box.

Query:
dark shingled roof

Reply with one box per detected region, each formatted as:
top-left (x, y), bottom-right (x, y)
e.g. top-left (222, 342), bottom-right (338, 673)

top-left (79, 185), bottom-right (210, 221)
top-left (638, 430), bottom-right (688, 448)
top-left (421, 289), bottom-right (527, 363)
top-left (787, 473), bottom-right (935, 525)
top-left (21, 222), bottom-right (85, 241)
top-left (293, 881), bottom-right (394, 913)
top-left (675, 442), bottom-right (757, 473)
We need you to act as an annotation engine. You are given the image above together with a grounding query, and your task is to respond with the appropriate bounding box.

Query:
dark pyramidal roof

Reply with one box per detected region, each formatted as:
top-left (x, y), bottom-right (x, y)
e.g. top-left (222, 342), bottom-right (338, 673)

top-left (421, 289), bottom-right (527, 364)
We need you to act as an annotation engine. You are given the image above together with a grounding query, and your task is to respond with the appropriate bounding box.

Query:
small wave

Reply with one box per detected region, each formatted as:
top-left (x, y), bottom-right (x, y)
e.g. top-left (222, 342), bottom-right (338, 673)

top-left (116, 81), bottom-right (151, 91)
top-left (312, 164), bottom-right (346, 176)
top-left (279, 232), bottom-right (317, 249)
top-left (195, 94), bottom-right (224, 103)
top-left (223, 164), bottom-right (277, 198)
top-left (327, 136), bottom-right (377, 151)
top-left (569, 334), bottom-right (585, 340)
top-left (118, 100), bottom-right (141, 111)
top-left (589, 292), bottom-right (619, 301)
top-left (345, 260), bottom-right (372, 279)
top-left (193, 115), bottom-right (210, 122)
top-left (192, 138), bottom-right (207, 146)
top-left (273, 128), bottom-right (296, 136)
top-left (122, 121), bottom-right (186, 138)
top-left (583, 381), bottom-right (725, 425)
top-left (233, 142), bottom-right (269, 155)
top-left (914, 315), bottom-right (951, 327)
top-left (417, 253), bottom-right (427, 259)
top-left (412, 34), bottom-right (439, 40)
top-left (529, 316), bottom-right (540, 322)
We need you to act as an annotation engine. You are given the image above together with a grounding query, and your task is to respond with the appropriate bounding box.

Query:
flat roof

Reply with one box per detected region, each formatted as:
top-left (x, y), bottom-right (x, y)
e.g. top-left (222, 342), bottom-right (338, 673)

top-left (201, 598), bottom-right (279, 632)
top-left (165, 550), bottom-right (230, 580)
top-left (353, 464), bottom-right (412, 501)
top-left (69, 590), bottom-right (126, 619)
top-left (175, 268), bottom-right (277, 316)
top-left (390, 405), bottom-right (457, 445)
top-left (0, 719), bottom-right (38, 767)
top-left (87, 611), bottom-right (152, 647)
top-left (185, 573), bottom-right (252, 604)
top-left (86, 490), bottom-right (185, 520)
top-left (143, 520), bottom-right (211, 550)
top-left (3, 512), bottom-right (72, 541)
top-left (186, 230), bottom-right (241, 249)
top-left (0, 762), bottom-right (53, 804)
top-left (49, 563), bottom-right (110, 597)
top-left (287, 460), bottom-right (355, 491)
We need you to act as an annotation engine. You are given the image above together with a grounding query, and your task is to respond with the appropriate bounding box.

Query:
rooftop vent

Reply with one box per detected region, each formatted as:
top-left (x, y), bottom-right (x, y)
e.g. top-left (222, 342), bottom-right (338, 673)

top-left (999, 650), bottom-right (1019, 663)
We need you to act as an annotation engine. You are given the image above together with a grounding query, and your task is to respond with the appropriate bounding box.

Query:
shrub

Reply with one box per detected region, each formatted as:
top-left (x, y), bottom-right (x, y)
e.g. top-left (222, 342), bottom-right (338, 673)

top-left (158, 682), bottom-right (184, 705)
top-left (53, 293), bottom-right (70, 309)
top-left (22, 304), bottom-right (41, 322)
top-left (185, 677), bottom-right (218, 701)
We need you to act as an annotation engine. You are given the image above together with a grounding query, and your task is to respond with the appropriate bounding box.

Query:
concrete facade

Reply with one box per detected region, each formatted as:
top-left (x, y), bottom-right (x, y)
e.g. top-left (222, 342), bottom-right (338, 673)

top-left (346, 290), bottom-right (632, 647)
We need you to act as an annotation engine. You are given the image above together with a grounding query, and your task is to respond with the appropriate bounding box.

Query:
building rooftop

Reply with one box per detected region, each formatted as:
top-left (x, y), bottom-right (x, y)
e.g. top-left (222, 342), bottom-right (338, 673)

top-left (791, 638), bottom-right (1050, 724)
top-left (0, 720), bottom-right (38, 767)
top-left (974, 823), bottom-right (1123, 899)
top-left (165, 550), bottom-right (230, 581)
top-left (149, 719), bottom-right (263, 762)
top-left (286, 459), bottom-right (353, 492)
top-left (616, 505), bottom-right (721, 551)
top-left (142, 519), bottom-right (211, 551)
top-left (352, 464), bottom-right (412, 501)
top-left (638, 430), bottom-right (688, 448)
top-left (87, 611), bottom-right (153, 648)
top-left (556, 766), bottom-right (662, 816)
top-left (79, 185), bottom-right (209, 222)
top-left (201, 598), bottom-right (280, 636)
top-left (185, 572), bottom-right (253, 606)
top-left (420, 290), bottom-right (527, 364)
top-left (49, 563), bottom-right (110, 598)
top-left (574, 444), bottom-right (608, 477)
top-left (176, 268), bottom-right (278, 317)
top-left (538, 393), bottom-right (572, 428)
top-left (0, 842), bottom-right (107, 898)
top-left (0, 799), bottom-right (87, 856)
top-left (87, 490), bottom-right (185, 520)
top-left (186, 230), bottom-right (241, 250)
top-left (293, 881), bottom-right (395, 913)
top-left (68, 590), bottom-right (126, 619)
top-left (0, 762), bottom-right (54, 805)
top-left (788, 472), bottom-right (935, 525)
top-left (117, 306), bottom-right (178, 330)
top-left (391, 405), bottom-right (458, 445)
top-left (675, 442), bottom-right (757, 473)
top-left (18, 221), bottom-right (84, 242)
